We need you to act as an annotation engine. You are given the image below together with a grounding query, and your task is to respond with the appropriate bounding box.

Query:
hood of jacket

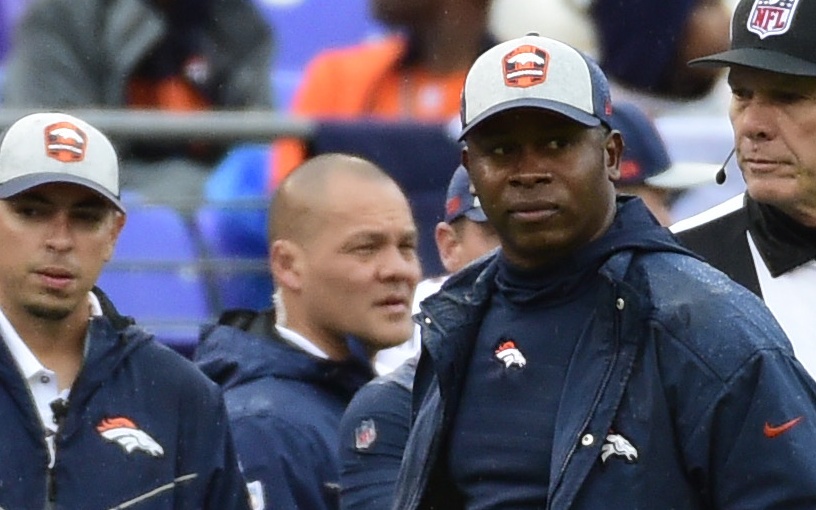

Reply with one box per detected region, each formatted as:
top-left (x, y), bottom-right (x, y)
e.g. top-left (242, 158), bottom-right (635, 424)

top-left (74, 287), bottom-right (152, 395)
top-left (195, 309), bottom-right (375, 401)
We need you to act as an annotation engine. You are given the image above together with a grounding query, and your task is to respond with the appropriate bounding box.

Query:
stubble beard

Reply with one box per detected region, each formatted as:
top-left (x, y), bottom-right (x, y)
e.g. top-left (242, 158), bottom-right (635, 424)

top-left (24, 303), bottom-right (73, 322)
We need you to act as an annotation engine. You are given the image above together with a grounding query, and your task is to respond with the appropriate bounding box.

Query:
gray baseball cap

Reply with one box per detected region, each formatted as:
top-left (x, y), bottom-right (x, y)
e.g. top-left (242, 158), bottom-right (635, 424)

top-left (459, 33), bottom-right (612, 141)
top-left (0, 112), bottom-right (124, 212)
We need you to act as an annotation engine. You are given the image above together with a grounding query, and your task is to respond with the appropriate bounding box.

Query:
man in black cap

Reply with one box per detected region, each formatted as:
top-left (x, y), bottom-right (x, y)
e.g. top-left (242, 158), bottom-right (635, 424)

top-left (672, 0), bottom-right (816, 377)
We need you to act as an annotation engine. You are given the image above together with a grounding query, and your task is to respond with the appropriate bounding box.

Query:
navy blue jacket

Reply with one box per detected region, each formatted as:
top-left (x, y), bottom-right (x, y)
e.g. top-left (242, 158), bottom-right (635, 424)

top-left (0, 289), bottom-right (250, 510)
top-left (195, 310), bottom-right (375, 510)
top-left (339, 355), bottom-right (417, 510)
top-left (395, 199), bottom-right (816, 509)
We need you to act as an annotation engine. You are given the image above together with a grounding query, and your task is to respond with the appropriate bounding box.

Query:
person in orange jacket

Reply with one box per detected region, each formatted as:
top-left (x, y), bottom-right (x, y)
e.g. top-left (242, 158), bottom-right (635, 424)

top-left (270, 0), bottom-right (496, 189)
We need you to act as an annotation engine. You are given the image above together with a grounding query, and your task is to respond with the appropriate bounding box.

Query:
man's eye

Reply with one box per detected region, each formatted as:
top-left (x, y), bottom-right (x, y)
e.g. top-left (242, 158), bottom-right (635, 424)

top-left (490, 145), bottom-right (510, 156)
top-left (545, 138), bottom-right (569, 150)
top-left (400, 241), bottom-right (417, 254)
top-left (773, 91), bottom-right (807, 104)
top-left (351, 245), bottom-right (377, 254)
top-left (73, 210), bottom-right (106, 223)
top-left (15, 205), bottom-right (44, 218)
top-left (731, 87), bottom-right (751, 101)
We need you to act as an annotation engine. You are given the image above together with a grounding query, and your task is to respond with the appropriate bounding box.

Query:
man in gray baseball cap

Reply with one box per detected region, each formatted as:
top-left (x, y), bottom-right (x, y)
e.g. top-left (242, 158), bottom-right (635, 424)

top-left (674, 0), bottom-right (816, 378)
top-left (0, 112), bottom-right (124, 211)
top-left (0, 112), bottom-right (252, 509)
top-left (394, 32), bottom-right (816, 510)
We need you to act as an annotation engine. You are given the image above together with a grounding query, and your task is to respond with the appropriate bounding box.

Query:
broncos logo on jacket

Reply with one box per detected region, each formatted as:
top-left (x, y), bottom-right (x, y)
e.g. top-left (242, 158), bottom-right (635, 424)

top-left (96, 417), bottom-right (165, 457)
top-left (601, 433), bottom-right (638, 464)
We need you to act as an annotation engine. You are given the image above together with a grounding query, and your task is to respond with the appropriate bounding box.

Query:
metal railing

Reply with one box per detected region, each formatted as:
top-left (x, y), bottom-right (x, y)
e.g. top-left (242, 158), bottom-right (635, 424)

top-left (0, 108), bottom-right (315, 142)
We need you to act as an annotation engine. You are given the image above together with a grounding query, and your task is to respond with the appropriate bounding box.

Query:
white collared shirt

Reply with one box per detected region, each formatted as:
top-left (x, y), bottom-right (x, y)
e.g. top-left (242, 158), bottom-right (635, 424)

top-left (275, 324), bottom-right (330, 359)
top-left (0, 292), bottom-right (101, 467)
top-left (275, 324), bottom-right (389, 374)
top-left (375, 276), bottom-right (448, 375)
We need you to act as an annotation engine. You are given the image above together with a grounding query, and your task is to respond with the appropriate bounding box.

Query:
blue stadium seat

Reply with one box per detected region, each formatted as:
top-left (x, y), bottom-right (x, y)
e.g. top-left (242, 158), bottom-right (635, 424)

top-left (195, 206), bottom-right (273, 313)
top-left (98, 194), bottom-right (212, 357)
top-left (197, 145), bottom-right (273, 312)
top-left (253, 0), bottom-right (385, 72)
top-left (252, 0), bottom-right (387, 108)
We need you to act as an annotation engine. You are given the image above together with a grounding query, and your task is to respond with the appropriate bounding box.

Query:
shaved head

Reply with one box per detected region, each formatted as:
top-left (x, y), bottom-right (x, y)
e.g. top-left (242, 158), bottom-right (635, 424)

top-left (269, 154), bottom-right (400, 244)
top-left (268, 153), bottom-right (421, 360)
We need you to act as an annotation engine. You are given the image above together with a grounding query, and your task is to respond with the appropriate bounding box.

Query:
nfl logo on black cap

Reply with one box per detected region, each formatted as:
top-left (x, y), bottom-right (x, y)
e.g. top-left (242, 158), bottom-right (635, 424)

top-left (748, 0), bottom-right (801, 38)
top-left (689, 0), bottom-right (816, 77)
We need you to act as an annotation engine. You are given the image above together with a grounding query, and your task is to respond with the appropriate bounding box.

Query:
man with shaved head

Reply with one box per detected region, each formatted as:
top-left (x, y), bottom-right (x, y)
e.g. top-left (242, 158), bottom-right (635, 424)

top-left (195, 153), bottom-right (421, 510)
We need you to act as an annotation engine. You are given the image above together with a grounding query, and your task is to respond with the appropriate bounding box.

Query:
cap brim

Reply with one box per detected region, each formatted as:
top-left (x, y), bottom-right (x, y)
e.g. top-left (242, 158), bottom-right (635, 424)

top-left (644, 162), bottom-right (719, 190)
top-left (689, 48), bottom-right (816, 77)
top-left (0, 173), bottom-right (126, 212)
top-left (463, 208), bottom-right (488, 223)
top-left (459, 98), bottom-right (601, 141)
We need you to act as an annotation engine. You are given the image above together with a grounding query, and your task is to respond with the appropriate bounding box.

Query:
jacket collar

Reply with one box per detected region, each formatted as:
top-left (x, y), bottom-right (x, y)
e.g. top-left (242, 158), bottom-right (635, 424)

top-left (746, 195), bottom-right (816, 277)
top-left (196, 309), bottom-right (375, 400)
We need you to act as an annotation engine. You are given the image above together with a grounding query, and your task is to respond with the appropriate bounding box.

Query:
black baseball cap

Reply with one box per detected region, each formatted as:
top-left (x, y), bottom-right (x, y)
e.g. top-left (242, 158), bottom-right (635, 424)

top-left (689, 0), bottom-right (816, 76)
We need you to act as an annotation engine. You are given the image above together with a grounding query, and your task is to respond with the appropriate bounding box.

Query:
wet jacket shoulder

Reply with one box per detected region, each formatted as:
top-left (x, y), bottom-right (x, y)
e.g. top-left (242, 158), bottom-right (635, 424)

top-left (397, 200), bottom-right (816, 510)
top-left (195, 309), bottom-right (375, 510)
top-left (339, 355), bottom-right (418, 510)
top-left (0, 288), bottom-right (249, 510)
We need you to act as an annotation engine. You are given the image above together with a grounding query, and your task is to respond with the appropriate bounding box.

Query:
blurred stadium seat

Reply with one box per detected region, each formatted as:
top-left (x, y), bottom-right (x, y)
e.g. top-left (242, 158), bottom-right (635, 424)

top-left (0, 0), bottom-right (30, 102)
top-left (195, 206), bottom-right (273, 313)
top-left (252, 0), bottom-right (386, 108)
top-left (97, 193), bottom-right (212, 357)
top-left (197, 144), bottom-right (273, 312)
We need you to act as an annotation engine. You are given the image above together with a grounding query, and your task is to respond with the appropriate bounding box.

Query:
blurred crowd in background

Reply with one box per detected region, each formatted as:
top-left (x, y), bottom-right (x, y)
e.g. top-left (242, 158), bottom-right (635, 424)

top-left (0, 0), bottom-right (745, 347)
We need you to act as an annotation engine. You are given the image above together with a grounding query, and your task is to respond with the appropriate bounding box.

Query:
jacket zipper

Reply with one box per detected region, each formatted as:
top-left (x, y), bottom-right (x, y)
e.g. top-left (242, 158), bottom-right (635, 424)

top-left (47, 397), bottom-right (69, 504)
top-left (549, 295), bottom-right (623, 505)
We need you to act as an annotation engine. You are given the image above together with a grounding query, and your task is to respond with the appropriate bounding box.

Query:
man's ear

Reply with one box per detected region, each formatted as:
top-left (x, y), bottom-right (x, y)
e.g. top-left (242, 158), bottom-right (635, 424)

top-left (270, 239), bottom-right (304, 291)
top-left (435, 222), bottom-right (461, 274)
top-left (604, 129), bottom-right (624, 182)
top-left (102, 212), bottom-right (126, 263)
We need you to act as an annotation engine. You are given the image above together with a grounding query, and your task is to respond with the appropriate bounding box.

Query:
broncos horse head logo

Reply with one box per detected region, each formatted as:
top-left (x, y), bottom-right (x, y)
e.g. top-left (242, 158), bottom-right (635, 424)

top-left (96, 417), bottom-right (165, 457)
top-left (495, 340), bottom-right (527, 368)
top-left (601, 432), bottom-right (638, 464)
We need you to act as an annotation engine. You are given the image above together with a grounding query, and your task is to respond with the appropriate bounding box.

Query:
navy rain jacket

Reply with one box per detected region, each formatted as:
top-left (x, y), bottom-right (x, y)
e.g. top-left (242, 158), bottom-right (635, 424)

top-left (395, 198), bottom-right (816, 509)
top-left (195, 309), bottom-right (375, 510)
top-left (0, 289), bottom-right (250, 510)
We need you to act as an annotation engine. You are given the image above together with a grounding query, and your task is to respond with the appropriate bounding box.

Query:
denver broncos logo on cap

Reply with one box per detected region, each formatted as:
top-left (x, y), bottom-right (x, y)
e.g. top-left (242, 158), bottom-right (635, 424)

top-left (748, 0), bottom-right (801, 39)
top-left (44, 122), bottom-right (88, 163)
top-left (96, 416), bottom-right (165, 457)
top-left (619, 161), bottom-right (644, 182)
top-left (446, 195), bottom-right (462, 217)
top-left (503, 45), bottom-right (549, 88)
